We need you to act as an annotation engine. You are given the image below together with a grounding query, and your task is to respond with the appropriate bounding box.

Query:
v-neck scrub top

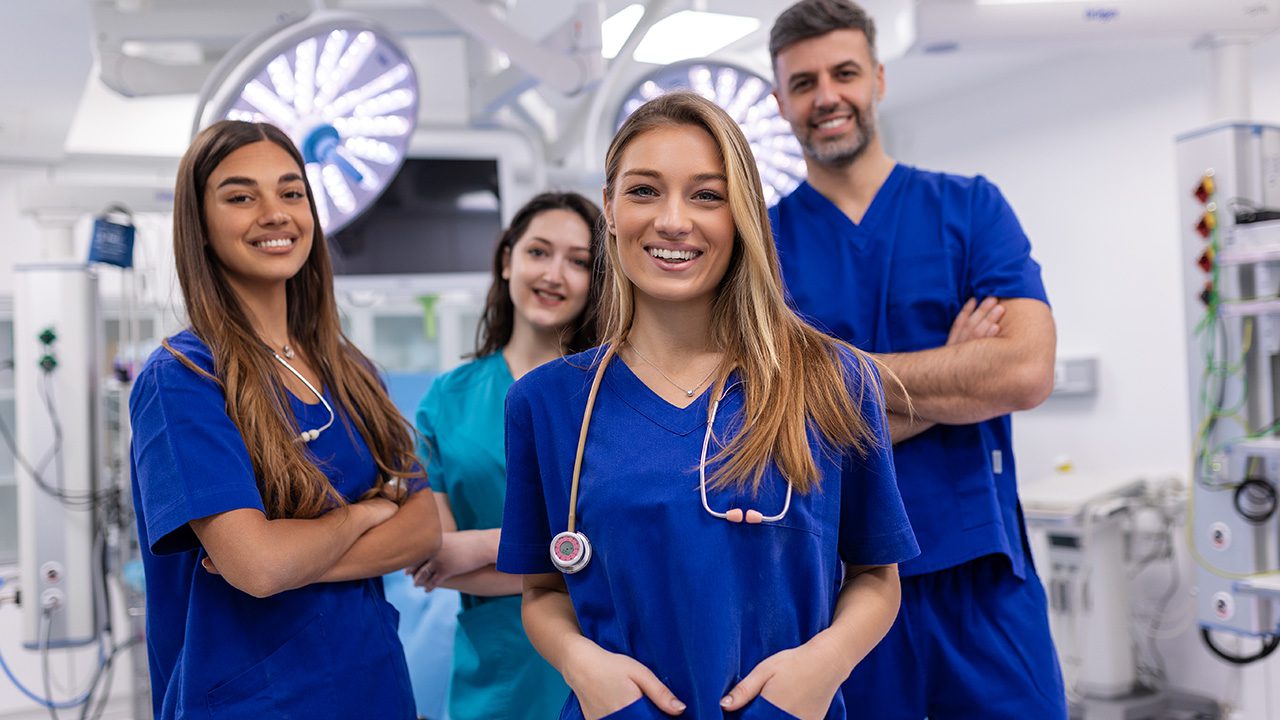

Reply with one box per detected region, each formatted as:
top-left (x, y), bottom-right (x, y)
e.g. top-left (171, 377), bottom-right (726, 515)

top-left (415, 352), bottom-right (570, 720)
top-left (129, 330), bottom-right (417, 720)
top-left (768, 167), bottom-right (1049, 580)
top-left (497, 346), bottom-right (919, 720)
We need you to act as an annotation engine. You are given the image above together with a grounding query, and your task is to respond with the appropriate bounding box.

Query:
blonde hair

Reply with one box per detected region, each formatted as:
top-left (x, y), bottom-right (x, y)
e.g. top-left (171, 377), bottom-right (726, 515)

top-left (601, 91), bottom-right (888, 494)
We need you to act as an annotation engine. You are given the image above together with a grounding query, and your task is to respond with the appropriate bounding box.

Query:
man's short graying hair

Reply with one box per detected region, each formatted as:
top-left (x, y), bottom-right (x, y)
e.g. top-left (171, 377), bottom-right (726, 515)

top-left (769, 0), bottom-right (878, 67)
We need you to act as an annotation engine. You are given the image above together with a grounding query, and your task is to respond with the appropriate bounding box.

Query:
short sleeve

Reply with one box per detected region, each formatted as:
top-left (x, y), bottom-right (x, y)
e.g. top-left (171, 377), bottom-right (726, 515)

top-left (837, 356), bottom-right (920, 566)
top-left (967, 177), bottom-right (1048, 305)
top-left (496, 382), bottom-right (555, 574)
top-left (129, 357), bottom-right (266, 556)
top-left (414, 380), bottom-right (448, 495)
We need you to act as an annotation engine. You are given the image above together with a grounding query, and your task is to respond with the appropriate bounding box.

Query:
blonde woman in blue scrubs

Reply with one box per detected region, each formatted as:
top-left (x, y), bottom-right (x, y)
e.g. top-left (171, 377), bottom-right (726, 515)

top-left (498, 93), bottom-right (918, 720)
top-left (409, 192), bottom-right (605, 720)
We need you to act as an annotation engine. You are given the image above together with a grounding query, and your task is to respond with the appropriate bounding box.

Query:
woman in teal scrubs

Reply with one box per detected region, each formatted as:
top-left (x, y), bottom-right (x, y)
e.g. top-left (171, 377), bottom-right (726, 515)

top-left (409, 192), bottom-right (605, 720)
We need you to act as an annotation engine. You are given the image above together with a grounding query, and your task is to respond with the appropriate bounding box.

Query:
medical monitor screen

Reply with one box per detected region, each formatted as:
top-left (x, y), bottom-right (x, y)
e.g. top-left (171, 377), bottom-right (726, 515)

top-left (327, 157), bottom-right (501, 275)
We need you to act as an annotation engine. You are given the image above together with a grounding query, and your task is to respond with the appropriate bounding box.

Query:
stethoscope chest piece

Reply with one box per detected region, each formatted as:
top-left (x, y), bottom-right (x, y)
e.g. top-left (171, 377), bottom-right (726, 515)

top-left (550, 531), bottom-right (592, 573)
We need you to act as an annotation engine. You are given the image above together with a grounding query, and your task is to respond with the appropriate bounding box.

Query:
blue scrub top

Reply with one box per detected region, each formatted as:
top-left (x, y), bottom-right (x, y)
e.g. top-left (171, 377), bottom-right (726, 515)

top-left (129, 330), bottom-right (417, 720)
top-left (768, 166), bottom-right (1049, 580)
top-left (497, 346), bottom-right (918, 720)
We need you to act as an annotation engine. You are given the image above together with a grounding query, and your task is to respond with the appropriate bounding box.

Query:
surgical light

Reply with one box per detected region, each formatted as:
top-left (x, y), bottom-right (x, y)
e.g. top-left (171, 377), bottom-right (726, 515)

top-left (616, 62), bottom-right (806, 207)
top-left (194, 12), bottom-right (419, 234)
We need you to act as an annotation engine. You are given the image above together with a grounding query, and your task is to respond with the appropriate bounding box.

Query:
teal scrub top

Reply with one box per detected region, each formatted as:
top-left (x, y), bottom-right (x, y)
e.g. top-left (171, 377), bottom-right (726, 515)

top-left (415, 352), bottom-right (570, 720)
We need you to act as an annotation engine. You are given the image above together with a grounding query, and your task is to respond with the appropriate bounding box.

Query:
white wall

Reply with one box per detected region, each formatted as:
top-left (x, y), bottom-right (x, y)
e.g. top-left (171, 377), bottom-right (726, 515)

top-left (0, 168), bottom-right (52, 299)
top-left (882, 36), bottom-right (1280, 718)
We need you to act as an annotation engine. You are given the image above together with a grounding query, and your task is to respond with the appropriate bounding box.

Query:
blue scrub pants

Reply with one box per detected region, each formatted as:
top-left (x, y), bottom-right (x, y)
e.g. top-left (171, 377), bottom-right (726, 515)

top-left (842, 554), bottom-right (1067, 720)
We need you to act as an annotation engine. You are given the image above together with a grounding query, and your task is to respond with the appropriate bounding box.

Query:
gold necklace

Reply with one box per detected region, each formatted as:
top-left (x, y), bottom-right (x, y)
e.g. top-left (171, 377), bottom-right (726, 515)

top-left (625, 342), bottom-right (718, 398)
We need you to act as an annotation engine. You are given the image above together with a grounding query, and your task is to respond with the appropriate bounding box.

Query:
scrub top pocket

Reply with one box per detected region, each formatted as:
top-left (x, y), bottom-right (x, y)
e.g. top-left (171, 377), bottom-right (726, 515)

top-left (597, 696), bottom-right (667, 720)
top-left (205, 613), bottom-right (336, 718)
top-left (734, 696), bottom-right (803, 720)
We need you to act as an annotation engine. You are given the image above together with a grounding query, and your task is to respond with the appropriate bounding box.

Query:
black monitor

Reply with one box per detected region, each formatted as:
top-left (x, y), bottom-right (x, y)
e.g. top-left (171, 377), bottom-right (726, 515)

top-left (327, 157), bottom-right (501, 276)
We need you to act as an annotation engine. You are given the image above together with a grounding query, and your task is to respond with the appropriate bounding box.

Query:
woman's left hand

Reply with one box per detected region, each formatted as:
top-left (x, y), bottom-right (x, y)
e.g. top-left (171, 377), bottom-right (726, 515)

top-left (408, 531), bottom-right (492, 591)
top-left (719, 642), bottom-right (847, 720)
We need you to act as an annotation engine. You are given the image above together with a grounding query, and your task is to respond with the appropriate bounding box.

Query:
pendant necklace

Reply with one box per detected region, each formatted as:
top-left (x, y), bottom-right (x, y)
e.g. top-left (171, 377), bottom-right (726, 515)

top-left (625, 342), bottom-right (718, 398)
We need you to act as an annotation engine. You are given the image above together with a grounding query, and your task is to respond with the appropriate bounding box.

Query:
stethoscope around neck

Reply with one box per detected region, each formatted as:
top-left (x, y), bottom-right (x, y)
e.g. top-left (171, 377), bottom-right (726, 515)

top-left (549, 344), bottom-right (794, 574)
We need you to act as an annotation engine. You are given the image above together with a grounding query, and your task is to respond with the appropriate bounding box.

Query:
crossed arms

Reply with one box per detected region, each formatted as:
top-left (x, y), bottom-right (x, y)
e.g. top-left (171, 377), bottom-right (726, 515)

top-left (190, 487), bottom-right (441, 598)
top-left (881, 297), bottom-right (1056, 443)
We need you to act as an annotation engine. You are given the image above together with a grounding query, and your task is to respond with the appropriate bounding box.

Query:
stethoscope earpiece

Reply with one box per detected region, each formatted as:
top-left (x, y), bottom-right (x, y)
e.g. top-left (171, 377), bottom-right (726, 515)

top-left (721, 509), bottom-right (767, 524)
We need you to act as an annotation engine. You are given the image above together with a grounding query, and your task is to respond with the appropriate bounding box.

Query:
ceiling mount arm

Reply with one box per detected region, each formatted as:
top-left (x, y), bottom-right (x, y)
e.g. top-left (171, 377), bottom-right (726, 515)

top-left (431, 0), bottom-right (604, 116)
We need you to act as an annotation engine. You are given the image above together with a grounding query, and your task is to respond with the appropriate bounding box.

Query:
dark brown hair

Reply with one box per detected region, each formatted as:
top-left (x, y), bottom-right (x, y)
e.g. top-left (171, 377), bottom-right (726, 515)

top-left (474, 192), bottom-right (605, 357)
top-left (166, 120), bottom-right (420, 519)
top-left (770, 0), bottom-right (879, 66)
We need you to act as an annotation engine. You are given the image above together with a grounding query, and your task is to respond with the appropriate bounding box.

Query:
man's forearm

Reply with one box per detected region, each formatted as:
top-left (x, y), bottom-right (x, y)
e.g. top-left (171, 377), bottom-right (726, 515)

top-left (887, 411), bottom-right (934, 444)
top-left (878, 300), bottom-right (1055, 424)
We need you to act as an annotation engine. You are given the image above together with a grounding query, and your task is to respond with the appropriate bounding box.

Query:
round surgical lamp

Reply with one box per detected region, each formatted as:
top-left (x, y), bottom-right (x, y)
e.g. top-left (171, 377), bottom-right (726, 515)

top-left (193, 11), bottom-right (419, 234)
top-left (615, 61), bottom-right (805, 207)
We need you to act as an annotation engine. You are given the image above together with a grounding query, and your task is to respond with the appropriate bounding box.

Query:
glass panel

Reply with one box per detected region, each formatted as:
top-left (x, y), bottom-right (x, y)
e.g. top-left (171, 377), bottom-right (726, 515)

top-left (0, 483), bottom-right (14, 565)
top-left (0, 398), bottom-right (13, 485)
top-left (0, 319), bottom-right (12, 391)
top-left (0, 320), bottom-right (15, 564)
top-left (372, 314), bottom-right (439, 374)
top-left (459, 307), bottom-right (482, 349)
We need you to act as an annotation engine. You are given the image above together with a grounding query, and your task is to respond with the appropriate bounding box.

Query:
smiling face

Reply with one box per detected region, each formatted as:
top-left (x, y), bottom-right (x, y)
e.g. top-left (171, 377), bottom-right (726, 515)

top-left (604, 123), bottom-right (736, 311)
top-left (202, 140), bottom-right (315, 296)
top-left (503, 208), bottom-right (594, 335)
top-left (773, 28), bottom-right (885, 169)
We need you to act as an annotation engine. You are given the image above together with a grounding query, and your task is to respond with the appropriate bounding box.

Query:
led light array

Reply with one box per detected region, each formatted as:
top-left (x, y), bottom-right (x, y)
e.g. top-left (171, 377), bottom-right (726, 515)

top-left (221, 24), bottom-right (418, 233)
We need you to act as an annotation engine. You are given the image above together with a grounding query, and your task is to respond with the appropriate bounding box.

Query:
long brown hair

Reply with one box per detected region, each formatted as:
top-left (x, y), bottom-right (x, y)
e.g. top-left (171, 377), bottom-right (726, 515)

top-left (474, 192), bottom-right (605, 357)
top-left (602, 92), bottom-right (889, 494)
top-left (166, 120), bottom-right (420, 519)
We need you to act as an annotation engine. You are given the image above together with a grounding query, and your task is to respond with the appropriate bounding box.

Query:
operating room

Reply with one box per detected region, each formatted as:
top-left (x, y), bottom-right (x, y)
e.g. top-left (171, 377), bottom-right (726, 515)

top-left (3, 0), bottom-right (1280, 718)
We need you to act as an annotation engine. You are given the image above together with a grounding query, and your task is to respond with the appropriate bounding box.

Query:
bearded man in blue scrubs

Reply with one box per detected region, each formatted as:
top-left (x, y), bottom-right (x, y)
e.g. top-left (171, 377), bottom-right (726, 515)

top-left (767, 1), bottom-right (1067, 718)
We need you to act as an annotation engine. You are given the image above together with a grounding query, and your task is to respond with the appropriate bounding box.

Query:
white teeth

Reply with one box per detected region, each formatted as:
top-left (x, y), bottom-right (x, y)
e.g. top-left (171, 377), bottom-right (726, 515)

top-left (648, 248), bottom-right (699, 261)
top-left (534, 289), bottom-right (563, 301)
top-left (253, 238), bottom-right (293, 248)
top-left (817, 117), bottom-right (847, 129)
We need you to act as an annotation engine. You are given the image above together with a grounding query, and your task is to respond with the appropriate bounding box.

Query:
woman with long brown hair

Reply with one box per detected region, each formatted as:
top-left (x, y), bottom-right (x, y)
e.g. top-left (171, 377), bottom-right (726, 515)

top-left (129, 120), bottom-right (439, 719)
top-left (496, 92), bottom-right (919, 720)
top-left (406, 191), bottom-right (604, 720)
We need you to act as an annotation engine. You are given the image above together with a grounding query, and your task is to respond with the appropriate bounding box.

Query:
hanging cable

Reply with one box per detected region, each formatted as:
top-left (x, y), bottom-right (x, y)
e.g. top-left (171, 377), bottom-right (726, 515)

top-left (1201, 628), bottom-right (1280, 665)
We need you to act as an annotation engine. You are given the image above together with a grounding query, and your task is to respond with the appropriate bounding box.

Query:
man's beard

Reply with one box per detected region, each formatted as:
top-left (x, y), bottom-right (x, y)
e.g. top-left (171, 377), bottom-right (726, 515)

top-left (802, 105), bottom-right (875, 169)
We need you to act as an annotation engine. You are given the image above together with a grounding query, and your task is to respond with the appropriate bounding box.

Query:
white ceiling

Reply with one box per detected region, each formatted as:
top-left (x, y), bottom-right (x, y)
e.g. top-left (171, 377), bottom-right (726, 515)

top-left (0, 0), bottom-right (94, 163)
top-left (2, 0), bottom-right (1278, 165)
